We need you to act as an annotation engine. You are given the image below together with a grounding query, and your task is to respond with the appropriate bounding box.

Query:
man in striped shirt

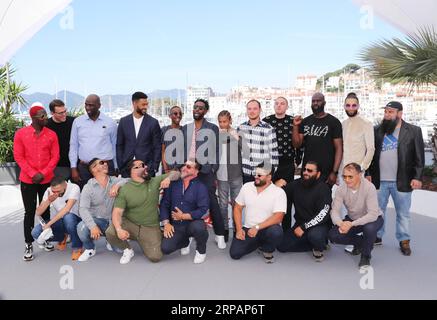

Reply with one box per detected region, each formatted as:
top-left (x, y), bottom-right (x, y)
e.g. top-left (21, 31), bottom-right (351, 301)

top-left (237, 99), bottom-right (279, 184)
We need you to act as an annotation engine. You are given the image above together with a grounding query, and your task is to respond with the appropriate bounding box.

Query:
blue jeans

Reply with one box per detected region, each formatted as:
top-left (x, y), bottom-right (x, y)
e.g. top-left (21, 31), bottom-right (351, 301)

top-left (377, 181), bottom-right (412, 241)
top-left (77, 218), bottom-right (110, 250)
top-left (31, 213), bottom-right (83, 249)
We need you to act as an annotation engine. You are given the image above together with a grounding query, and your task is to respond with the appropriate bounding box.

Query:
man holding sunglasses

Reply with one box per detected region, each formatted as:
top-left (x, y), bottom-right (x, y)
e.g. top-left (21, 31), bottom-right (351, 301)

top-left (14, 103), bottom-right (60, 261)
top-left (278, 161), bottom-right (332, 262)
top-left (230, 163), bottom-right (286, 263)
top-left (106, 160), bottom-right (180, 264)
top-left (329, 163), bottom-right (383, 269)
top-left (161, 105), bottom-right (183, 173)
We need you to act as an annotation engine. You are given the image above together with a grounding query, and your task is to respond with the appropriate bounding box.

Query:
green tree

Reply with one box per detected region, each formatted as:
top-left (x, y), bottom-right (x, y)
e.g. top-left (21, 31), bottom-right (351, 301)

top-left (0, 63), bottom-right (28, 114)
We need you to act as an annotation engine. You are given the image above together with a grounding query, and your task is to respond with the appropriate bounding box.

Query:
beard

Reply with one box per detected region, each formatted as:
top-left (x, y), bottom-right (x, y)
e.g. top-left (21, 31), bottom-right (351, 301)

top-left (311, 104), bottom-right (325, 115)
top-left (254, 179), bottom-right (267, 187)
top-left (301, 176), bottom-right (318, 188)
top-left (381, 118), bottom-right (398, 135)
top-left (345, 110), bottom-right (358, 117)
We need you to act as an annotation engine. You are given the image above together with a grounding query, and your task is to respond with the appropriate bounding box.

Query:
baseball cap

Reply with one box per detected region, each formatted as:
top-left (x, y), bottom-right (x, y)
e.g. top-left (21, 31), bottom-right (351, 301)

top-left (383, 101), bottom-right (403, 111)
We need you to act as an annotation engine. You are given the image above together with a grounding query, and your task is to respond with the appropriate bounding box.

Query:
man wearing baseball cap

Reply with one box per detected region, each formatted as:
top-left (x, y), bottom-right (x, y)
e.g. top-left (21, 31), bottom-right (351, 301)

top-left (366, 101), bottom-right (424, 256)
top-left (13, 102), bottom-right (60, 261)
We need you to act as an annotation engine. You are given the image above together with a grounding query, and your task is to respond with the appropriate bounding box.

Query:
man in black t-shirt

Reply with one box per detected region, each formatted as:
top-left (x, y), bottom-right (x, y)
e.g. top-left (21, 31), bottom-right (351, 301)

top-left (263, 96), bottom-right (301, 231)
top-left (46, 99), bottom-right (75, 180)
top-left (291, 92), bottom-right (343, 186)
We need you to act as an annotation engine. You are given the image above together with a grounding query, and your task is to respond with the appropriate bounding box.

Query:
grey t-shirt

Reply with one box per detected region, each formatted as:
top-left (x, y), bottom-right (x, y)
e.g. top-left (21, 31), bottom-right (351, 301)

top-left (379, 127), bottom-right (400, 181)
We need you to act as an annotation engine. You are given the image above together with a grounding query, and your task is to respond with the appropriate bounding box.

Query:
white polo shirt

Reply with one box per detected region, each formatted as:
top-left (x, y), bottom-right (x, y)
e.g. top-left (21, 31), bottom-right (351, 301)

top-left (42, 182), bottom-right (81, 217)
top-left (235, 182), bottom-right (287, 228)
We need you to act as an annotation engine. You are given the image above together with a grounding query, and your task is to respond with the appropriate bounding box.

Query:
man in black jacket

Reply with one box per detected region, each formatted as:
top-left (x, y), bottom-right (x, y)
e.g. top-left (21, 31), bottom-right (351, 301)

top-left (116, 92), bottom-right (162, 177)
top-left (366, 101), bottom-right (424, 256)
top-left (277, 161), bottom-right (332, 262)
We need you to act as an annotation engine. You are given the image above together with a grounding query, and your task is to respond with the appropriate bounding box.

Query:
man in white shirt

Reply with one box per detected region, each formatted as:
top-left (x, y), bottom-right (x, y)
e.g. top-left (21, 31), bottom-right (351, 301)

top-left (230, 163), bottom-right (287, 263)
top-left (31, 176), bottom-right (83, 260)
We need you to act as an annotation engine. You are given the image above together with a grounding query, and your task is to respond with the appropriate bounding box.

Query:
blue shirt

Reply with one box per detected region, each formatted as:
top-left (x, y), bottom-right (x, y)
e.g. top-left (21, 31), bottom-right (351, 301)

top-left (159, 178), bottom-right (209, 224)
top-left (69, 112), bottom-right (118, 168)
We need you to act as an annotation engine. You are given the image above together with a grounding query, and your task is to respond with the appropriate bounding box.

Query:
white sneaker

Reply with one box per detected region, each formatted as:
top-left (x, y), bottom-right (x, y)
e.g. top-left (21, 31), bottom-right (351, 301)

top-left (180, 237), bottom-right (193, 255)
top-left (344, 245), bottom-right (354, 253)
top-left (78, 249), bottom-right (96, 262)
top-left (193, 250), bottom-right (206, 264)
top-left (120, 248), bottom-right (134, 264)
top-left (215, 235), bottom-right (226, 249)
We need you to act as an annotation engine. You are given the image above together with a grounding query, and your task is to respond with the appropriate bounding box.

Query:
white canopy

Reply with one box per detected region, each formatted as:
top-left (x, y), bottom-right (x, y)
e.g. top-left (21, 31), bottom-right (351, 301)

top-left (0, 0), bottom-right (72, 65)
top-left (353, 0), bottom-right (437, 34)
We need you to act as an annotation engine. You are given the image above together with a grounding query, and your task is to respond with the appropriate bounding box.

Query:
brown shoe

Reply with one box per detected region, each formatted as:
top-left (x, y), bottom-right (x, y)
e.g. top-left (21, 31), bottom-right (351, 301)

top-left (400, 240), bottom-right (411, 256)
top-left (56, 234), bottom-right (68, 251)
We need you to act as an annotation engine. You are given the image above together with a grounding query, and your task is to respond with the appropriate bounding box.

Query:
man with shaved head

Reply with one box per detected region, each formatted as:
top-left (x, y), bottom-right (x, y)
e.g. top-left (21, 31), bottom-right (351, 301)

top-left (69, 94), bottom-right (118, 189)
top-left (292, 92), bottom-right (343, 187)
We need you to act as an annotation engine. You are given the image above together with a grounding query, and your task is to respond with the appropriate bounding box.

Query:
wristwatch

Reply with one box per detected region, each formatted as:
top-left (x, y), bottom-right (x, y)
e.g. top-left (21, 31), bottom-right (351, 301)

top-left (255, 224), bottom-right (260, 230)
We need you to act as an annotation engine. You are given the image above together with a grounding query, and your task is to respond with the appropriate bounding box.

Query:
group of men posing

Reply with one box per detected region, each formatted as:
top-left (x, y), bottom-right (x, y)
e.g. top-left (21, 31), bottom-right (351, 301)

top-left (13, 90), bottom-right (424, 269)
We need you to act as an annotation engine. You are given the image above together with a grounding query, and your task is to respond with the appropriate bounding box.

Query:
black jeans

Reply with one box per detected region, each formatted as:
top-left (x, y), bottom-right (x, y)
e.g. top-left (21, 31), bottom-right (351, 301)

top-left (161, 221), bottom-right (209, 254)
top-left (328, 215), bottom-right (384, 258)
top-left (20, 182), bottom-right (50, 244)
top-left (77, 159), bottom-right (115, 189)
top-left (198, 171), bottom-right (225, 236)
top-left (274, 162), bottom-right (295, 231)
top-left (277, 224), bottom-right (330, 253)
top-left (230, 225), bottom-right (283, 259)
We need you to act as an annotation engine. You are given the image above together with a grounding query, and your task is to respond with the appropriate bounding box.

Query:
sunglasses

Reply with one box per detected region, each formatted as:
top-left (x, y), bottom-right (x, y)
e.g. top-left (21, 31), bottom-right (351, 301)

top-left (91, 160), bottom-right (107, 168)
top-left (345, 104), bottom-right (358, 108)
top-left (171, 111), bottom-right (182, 116)
top-left (33, 114), bottom-right (48, 119)
top-left (303, 167), bottom-right (315, 173)
top-left (133, 163), bottom-right (146, 169)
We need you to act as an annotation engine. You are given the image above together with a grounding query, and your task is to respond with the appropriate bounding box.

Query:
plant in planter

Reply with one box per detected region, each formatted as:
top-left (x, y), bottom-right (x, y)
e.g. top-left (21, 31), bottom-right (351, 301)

top-left (0, 63), bottom-right (27, 184)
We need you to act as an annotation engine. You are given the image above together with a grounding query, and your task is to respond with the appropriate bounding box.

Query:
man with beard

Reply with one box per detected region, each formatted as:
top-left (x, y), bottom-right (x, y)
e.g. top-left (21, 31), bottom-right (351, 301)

top-left (292, 92), bottom-right (343, 186)
top-left (230, 163), bottom-right (286, 263)
top-left (69, 94), bottom-right (118, 188)
top-left (106, 160), bottom-right (180, 264)
top-left (116, 92), bottom-right (161, 177)
top-left (341, 93), bottom-right (374, 176)
top-left (182, 99), bottom-right (226, 249)
top-left (161, 105), bottom-right (183, 173)
top-left (160, 160), bottom-right (210, 264)
top-left (366, 101), bottom-right (424, 255)
top-left (277, 161), bottom-right (332, 262)
top-left (14, 103), bottom-right (60, 261)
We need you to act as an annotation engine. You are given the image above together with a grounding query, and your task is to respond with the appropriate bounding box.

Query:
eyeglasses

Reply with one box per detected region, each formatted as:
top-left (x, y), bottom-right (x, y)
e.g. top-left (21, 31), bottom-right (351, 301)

top-left (345, 104), bottom-right (359, 108)
top-left (193, 105), bottom-right (206, 111)
top-left (54, 110), bottom-right (67, 115)
top-left (303, 167), bottom-right (315, 173)
top-left (133, 163), bottom-right (146, 169)
top-left (171, 111), bottom-right (182, 116)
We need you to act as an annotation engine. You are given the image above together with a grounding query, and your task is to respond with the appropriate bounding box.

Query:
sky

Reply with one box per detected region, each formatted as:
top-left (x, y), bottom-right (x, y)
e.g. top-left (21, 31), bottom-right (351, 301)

top-left (10, 0), bottom-right (404, 95)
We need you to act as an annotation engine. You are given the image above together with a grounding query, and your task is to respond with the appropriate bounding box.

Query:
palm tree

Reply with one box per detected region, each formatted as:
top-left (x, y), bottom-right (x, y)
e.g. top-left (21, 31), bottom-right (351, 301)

top-left (359, 27), bottom-right (437, 87)
top-left (0, 63), bottom-right (28, 114)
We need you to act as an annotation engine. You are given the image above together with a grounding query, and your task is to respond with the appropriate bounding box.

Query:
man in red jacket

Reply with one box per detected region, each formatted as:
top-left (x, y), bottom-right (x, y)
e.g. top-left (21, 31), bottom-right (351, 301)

top-left (13, 103), bottom-right (60, 261)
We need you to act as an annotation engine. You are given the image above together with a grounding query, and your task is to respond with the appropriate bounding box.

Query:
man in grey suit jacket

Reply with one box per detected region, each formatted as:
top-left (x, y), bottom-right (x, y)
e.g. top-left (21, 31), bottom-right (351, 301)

top-left (116, 92), bottom-right (162, 177)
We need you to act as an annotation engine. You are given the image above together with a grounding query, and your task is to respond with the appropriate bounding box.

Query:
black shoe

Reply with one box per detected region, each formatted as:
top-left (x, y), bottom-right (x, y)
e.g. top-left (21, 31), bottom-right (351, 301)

top-left (312, 249), bottom-right (324, 262)
top-left (374, 237), bottom-right (382, 246)
top-left (358, 255), bottom-right (371, 268)
top-left (23, 243), bottom-right (34, 261)
top-left (38, 241), bottom-right (55, 252)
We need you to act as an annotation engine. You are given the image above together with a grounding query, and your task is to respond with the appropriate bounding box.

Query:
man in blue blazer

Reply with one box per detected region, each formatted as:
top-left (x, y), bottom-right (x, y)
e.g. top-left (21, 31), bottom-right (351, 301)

top-left (116, 92), bottom-right (162, 177)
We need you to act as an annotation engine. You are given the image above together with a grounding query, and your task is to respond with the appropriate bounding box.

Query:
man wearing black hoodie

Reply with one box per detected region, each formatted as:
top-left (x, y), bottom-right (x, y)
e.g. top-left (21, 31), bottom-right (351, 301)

top-left (277, 161), bottom-right (332, 262)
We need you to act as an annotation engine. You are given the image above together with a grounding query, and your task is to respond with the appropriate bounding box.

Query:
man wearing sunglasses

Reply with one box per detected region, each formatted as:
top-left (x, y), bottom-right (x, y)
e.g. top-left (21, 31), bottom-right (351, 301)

top-left (116, 92), bottom-right (162, 178)
top-left (160, 160), bottom-right (210, 264)
top-left (161, 105), bottom-right (183, 173)
top-left (277, 161), bottom-right (332, 262)
top-left (329, 163), bottom-right (383, 269)
top-left (76, 158), bottom-right (128, 262)
top-left (106, 160), bottom-right (180, 264)
top-left (46, 99), bottom-right (75, 180)
top-left (230, 162), bottom-right (286, 263)
top-left (14, 103), bottom-right (60, 261)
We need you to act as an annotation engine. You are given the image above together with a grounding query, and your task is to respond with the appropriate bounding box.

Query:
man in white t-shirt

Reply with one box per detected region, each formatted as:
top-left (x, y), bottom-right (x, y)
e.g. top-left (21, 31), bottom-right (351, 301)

top-left (230, 163), bottom-right (287, 263)
top-left (31, 176), bottom-right (83, 260)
